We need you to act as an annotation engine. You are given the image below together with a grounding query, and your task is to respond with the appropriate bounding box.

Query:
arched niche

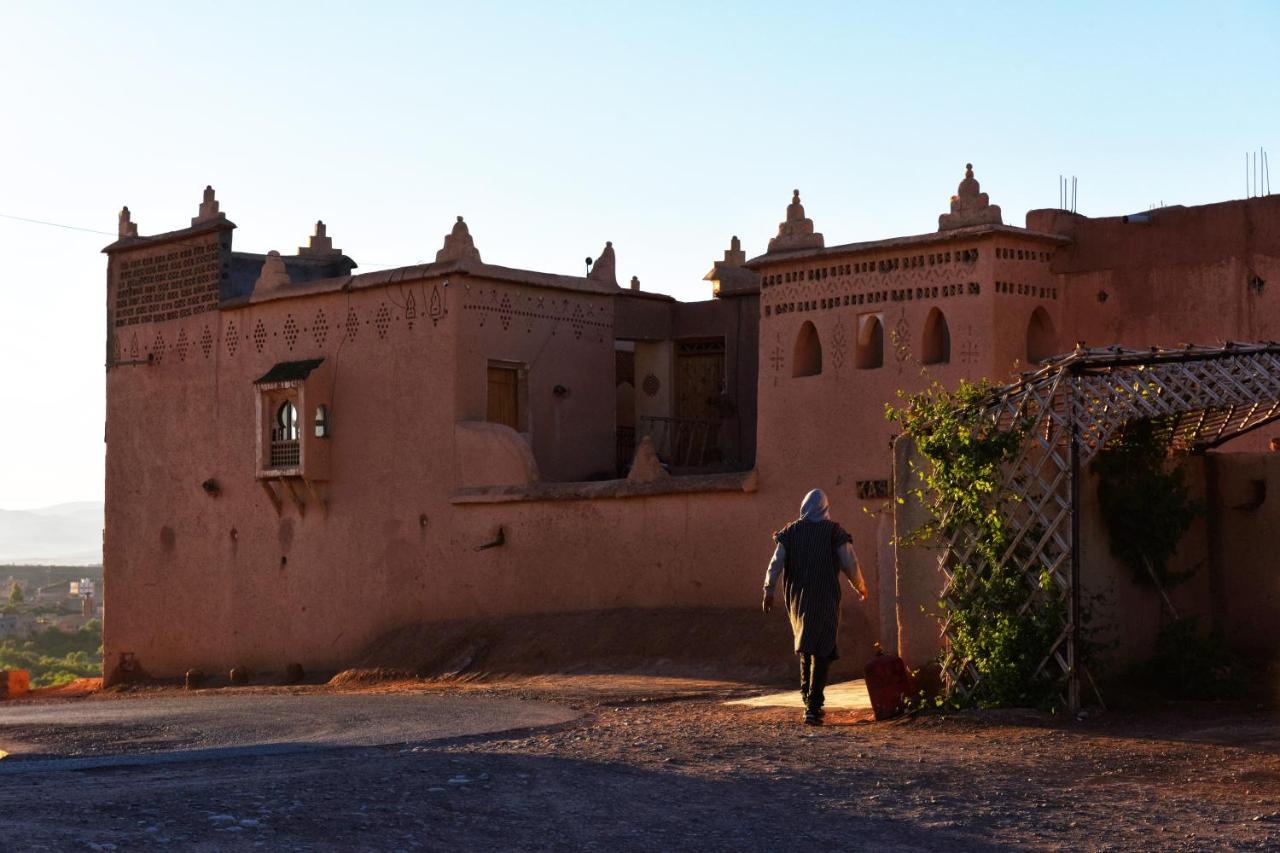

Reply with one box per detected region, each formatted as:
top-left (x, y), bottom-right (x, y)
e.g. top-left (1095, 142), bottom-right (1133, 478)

top-left (1027, 306), bottom-right (1059, 364)
top-left (856, 314), bottom-right (884, 370)
top-left (793, 321), bottom-right (822, 377)
top-left (921, 307), bottom-right (951, 365)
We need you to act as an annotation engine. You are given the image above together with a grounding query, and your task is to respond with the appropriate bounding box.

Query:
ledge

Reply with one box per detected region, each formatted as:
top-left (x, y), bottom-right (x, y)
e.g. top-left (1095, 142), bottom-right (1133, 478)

top-left (451, 470), bottom-right (758, 504)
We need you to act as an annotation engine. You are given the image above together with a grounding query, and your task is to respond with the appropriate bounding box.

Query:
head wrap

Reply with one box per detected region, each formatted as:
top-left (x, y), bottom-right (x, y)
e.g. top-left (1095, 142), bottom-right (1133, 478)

top-left (799, 489), bottom-right (830, 522)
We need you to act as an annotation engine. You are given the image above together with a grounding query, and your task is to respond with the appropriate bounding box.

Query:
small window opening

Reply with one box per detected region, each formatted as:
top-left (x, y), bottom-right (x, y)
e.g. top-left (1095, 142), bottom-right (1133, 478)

top-left (793, 321), bottom-right (822, 377)
top-left (855, 314), bottom-right (884, 369)
top-left (921, 308), bottom-right (951, 365)
top-left (270, 400), bottom-right (300, 468)
top-left (314, 404), bottom-right (330, 438)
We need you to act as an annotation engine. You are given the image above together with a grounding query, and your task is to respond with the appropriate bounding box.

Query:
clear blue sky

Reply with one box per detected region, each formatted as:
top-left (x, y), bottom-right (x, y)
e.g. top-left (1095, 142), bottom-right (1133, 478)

top-left (1, 1), bottom-right (1277, 508)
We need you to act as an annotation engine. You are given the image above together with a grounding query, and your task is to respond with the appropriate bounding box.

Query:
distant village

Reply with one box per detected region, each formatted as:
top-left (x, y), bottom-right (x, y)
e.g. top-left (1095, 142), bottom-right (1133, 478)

top-left (0, 566), bottom-right (103, 639)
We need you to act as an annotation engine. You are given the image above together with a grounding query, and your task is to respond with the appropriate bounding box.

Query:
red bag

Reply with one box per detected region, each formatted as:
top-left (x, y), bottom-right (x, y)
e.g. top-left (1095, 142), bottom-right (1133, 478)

top-left (864, 644), bottom-right (912, 721)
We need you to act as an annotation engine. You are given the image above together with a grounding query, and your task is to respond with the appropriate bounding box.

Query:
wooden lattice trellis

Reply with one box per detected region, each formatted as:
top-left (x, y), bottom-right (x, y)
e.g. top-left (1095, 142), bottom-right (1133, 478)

top-left (939, 342), bottom-right (1280, 710)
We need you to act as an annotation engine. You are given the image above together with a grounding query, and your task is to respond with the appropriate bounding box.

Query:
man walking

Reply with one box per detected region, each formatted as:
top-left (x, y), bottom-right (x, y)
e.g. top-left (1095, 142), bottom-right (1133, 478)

top-left (763, 489), bottom-right (867, 725)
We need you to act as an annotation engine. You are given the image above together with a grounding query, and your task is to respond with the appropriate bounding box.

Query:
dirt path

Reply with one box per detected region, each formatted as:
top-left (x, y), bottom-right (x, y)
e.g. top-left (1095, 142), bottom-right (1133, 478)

top-left (1, 677), bottom-right (1278, 850)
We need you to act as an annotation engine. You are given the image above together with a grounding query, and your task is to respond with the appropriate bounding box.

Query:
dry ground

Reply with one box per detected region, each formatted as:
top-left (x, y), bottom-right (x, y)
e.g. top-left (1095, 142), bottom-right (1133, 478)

top-left (2, 674), bottom-right (1279, 851)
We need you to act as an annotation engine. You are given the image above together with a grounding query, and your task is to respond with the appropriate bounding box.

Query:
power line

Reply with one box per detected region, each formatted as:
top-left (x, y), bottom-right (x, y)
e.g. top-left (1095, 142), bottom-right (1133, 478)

top-left (0, 212), bottom-right (114, 236)
top-left (0, 210), bottom-right (407, 269)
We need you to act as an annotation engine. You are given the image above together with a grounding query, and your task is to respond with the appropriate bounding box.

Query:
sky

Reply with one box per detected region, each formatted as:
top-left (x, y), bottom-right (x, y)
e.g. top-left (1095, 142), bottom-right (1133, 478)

top-left (0, 1), bottom-right (1277, 509)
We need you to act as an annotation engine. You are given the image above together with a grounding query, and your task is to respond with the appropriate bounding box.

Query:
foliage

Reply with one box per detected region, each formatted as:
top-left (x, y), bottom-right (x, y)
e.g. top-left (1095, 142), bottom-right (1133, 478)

top-left (1091, 419), bottom-right (1201, 590)
top-left (7, 582), bottom-right (23, 607)
top-left (0, 619), bottom-right (101, 687)
top-left (888, 380), bottom-right (1072, 710)
top-left (1151, 616), bottom-right (1244, 699)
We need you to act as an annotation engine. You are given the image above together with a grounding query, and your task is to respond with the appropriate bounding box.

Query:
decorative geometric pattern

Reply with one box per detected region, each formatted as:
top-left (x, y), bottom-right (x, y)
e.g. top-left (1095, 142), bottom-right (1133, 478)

top-left (345, 307), bottom-right (359, 341)
top-left (830, 319), bottom-right (848, 370)
top-left (226, 319), bottom-right (238, 357)
top-left (642, 373), bottom-right (661, 397)
top-left (283, 315), bottom-right (299, 350)
top-left (175, 328), bottom-right (188, 362)
top-left (374, 304), bottom-right (392, 339)
top-left (252, 319), bottom-right (267, 354)
top-left (313, 309), bottom-right (328, 347)
top-left (200, 325), bottom-right (213, 358)
top-left (937, 343), bottom-right (1280, 711)
top-left (151, 330), bottom-right (166, 364)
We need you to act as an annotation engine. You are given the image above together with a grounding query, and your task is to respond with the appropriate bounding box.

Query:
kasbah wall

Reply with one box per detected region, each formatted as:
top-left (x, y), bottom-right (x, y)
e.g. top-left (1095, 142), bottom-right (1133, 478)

top-left (102, 166), bottom-right (1280, 684)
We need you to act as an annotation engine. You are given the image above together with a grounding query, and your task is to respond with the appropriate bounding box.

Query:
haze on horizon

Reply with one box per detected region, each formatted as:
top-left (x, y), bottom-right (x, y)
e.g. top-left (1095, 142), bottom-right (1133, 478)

top-left (1, 0), bottom-right (1277, 510)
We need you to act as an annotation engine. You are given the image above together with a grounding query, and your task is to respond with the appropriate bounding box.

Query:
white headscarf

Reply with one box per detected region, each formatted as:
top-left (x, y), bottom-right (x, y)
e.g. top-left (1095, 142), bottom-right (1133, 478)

top-left (799, 489), bottom-right (830, 522)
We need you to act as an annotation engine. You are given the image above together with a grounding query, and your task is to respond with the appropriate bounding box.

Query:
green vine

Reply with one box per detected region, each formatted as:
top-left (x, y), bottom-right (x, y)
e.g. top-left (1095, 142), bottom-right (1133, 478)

top-left (888, 380), bottom-right (1072, 710)
top-left (1091, 419), bottom-right (1200, 590)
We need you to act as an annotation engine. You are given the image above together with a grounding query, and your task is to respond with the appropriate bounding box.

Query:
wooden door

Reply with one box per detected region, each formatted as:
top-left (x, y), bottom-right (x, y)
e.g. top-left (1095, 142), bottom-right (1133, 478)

top-left (675, 341), bottom-right (725, 421)
top-left (487, 365), bottom-right (520, 430)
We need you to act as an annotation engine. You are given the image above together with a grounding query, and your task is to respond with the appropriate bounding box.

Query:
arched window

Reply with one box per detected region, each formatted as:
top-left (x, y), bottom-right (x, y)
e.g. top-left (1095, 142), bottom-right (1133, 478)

top-left (1026, 306), bottom-right (1058, 364)
top-left (276, 401), bottom-right (299, 441)
top-left (855, 314), bottom-right (884, 369)
top-left (921, 308), bottom-right (951, 365)
top-left (314, 404), bottom-right (330, 438)
top-left (793, 321), bottom-right (822, 377)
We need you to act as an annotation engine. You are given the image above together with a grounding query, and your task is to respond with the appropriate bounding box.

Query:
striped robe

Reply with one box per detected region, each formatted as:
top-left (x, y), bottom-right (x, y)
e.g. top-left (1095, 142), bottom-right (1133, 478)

top-left (775, 519), bottom-right (853, 659)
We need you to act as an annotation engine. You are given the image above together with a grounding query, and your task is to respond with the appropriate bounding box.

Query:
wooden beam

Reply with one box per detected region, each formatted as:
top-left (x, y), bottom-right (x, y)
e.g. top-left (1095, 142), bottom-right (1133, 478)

top-left (282, 479), bottom-right (307, 517)
top-left (259, 480), bottom-right (283, 516)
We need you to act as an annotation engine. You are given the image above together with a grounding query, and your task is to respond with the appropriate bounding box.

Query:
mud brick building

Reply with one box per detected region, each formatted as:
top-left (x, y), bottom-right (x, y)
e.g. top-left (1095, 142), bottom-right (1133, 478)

top-left (101, 166), bottom-right (1280, 682)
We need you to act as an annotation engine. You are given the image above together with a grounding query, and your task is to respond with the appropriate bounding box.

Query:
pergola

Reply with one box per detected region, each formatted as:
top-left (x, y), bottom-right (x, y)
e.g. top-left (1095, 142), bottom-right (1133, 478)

top-left (938, 342), bottom-right (1280, 710)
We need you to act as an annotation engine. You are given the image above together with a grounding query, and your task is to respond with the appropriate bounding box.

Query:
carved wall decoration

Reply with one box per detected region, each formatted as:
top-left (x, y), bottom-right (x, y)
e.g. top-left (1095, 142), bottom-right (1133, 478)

top-left (830, 318), bottom-right (848, 371)
top-left (283, 315), bottom-right (299, 350)
top-left (345, 307), bottom-right (359, 341)
top-left (175, 328), bottom-right (189, 362)
top-left (429, 284), bottom-right (446, 326)
top-left (225, 319), bottom-right (238, 357)
top-left (499, 293), bottom-right (514, 331)
top-left (959, 323), bottom-right (981, 364)
top-left (374, 303), bottom-right (393, 339)
top-left (113, 239), bottom-right (221, 328)
top-left (200, 325), bottom-right (213, 358)
top-left (151, 330), bottom-right (166, 364)
top-left (252, 319), bottom-right (267, 354)
top-left (404, 291), bottom-right (416, 330)
top-left (313, 309), bottom-right (328, 347)
top-left (890, 310), bottom-right (912, 369)
top-left (642, 373), bottom-right (661, 397)
top-left (129, 333), bottom-right (139, 360)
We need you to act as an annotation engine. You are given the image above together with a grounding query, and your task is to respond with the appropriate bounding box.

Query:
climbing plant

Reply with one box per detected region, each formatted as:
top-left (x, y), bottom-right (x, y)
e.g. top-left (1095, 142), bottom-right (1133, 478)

top-left (888, 380), bottom-right (1073, 709)
top-left (1090, 418), bottom-right (1200, 591)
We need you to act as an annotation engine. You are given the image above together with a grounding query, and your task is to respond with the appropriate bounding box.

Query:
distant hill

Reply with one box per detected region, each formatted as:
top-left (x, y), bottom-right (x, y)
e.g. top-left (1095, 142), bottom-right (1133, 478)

top-left (0, 502), bottom-right (103, 566)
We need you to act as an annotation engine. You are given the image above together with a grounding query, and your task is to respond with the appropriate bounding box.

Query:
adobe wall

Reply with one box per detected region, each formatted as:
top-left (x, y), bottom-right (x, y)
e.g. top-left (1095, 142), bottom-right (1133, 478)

top-left (1045, 196), bottom-right (1280, 351)
top-left (753, 236), bottom-right (1021, 659)
top-left (103, 239), bottom-right (775, 682)
top-left (454, 280), bottom-right (615, 482)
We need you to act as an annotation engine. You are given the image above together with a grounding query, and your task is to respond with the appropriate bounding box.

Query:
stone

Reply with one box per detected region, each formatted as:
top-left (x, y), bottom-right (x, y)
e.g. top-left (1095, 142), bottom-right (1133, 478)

top-left (767, 190), bottom-right (824, 253)
top-left (588, 241), bottom-right (617, 285)
top-left (436, 216), bottom-right (482, 263)
top-left (254, 251), bottom-right (292, 292)
top-left (938, 163), bottom-right (1003, 230)
top-left (298, 221), bottom-right (342, 257)
top-left (192, 185), bottom-right (223, 225)
top-left (184, 668), bottom-right (205, 689)
top-left (118, 206), bottom-right (138, 238)
top-left (229, 667), bottom-right (250, 685)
